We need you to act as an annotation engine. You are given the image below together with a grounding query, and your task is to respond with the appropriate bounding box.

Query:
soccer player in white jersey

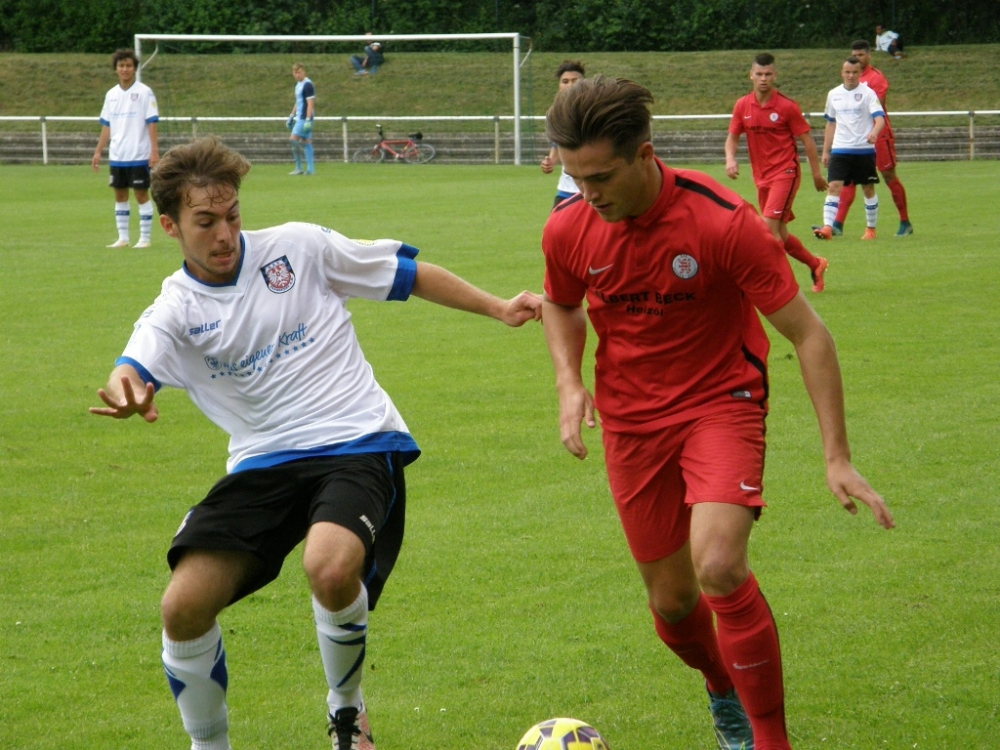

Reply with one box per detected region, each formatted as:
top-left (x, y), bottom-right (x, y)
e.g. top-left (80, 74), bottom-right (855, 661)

top-left (89, 136), bottom-right (542, 750)
top-left (540, 60), bottom-right (586, 207)
top-left (812, 57), bottom-right (885, 241)
top-left (288, 63), bottom-right (316, 175)
top-left (91, 49), bottom-right (160, 248)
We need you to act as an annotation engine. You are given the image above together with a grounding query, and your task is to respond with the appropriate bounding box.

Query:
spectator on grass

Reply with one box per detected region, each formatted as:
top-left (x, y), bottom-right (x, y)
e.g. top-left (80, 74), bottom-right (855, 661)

top-left (89, 136), bottom-right (542, 750)
top-left (350, 41), bottom-right (384, 76)
top-left (541, 76), bottom-right (893, 750)
top-left (875, 25), bottom-right (906, 59)
top-left (91, 48), bottom-right (159, 249)
top-left (540, 60), bottom-right (586, 207)
top-left (288, 62), bottom-right (315, 175)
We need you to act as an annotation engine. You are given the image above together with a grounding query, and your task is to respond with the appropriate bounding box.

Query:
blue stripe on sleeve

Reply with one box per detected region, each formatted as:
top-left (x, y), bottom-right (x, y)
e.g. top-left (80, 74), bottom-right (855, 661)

top-left (387, 243), bottom-right (419, 301)
top-left (114, 356), bottom-right (163, 392)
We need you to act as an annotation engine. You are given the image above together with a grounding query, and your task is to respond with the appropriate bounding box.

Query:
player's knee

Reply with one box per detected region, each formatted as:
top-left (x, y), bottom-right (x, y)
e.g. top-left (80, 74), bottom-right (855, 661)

top-left (305, 559), bottom-right (363, 606)
top-left (160, 588), bottom-right (220, 642)
top-left (693, 552), bottom-right (748, 597)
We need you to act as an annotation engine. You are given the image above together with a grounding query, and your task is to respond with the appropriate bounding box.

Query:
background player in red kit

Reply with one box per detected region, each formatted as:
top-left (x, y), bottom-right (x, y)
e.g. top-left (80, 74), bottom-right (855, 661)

top-left (828, 40), bottom-right (913, 236)
top-left (541, 76), bottom-right (894, 750)
top-left (725, 53), bottom-right (830, 292)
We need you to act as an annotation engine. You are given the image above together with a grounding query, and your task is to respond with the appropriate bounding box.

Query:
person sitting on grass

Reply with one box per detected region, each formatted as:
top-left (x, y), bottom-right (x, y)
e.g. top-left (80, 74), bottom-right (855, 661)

top-left (350, 41), bottom-right (384, 76)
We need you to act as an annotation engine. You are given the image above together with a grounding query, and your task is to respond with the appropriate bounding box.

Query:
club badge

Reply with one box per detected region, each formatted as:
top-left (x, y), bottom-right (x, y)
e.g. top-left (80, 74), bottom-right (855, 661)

top-left (672, 254), bottom-right (699, 280)
top-left (260, 255), bottom-right (296, 294)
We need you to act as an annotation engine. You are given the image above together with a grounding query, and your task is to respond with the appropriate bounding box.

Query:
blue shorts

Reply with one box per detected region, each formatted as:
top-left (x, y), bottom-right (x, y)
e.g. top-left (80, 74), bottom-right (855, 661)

top-left (291, 119), bottom-right (313, 140)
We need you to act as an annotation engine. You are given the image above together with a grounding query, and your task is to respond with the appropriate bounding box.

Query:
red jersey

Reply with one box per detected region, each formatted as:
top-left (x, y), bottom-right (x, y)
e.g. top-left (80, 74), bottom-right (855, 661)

top-left (728, 90), bottom-right (812, 184)
top-left (542, 160), bottom-right (799, 433)
top-left (861, 66), bottom-right (893, 135)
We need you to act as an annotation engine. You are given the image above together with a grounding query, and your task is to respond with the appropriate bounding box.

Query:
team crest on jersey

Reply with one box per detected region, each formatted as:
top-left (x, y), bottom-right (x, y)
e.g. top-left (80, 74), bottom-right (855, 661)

top-left (854, 92), bottom-right (863, 101)
top-left (672, 254), bottom-right (699, 279)
top-left (260, 255), bottom-right (296, 293)
top-left (769, 112), bottom-right (779, 122)
top-left (131, 93), bottom-right (139, 101)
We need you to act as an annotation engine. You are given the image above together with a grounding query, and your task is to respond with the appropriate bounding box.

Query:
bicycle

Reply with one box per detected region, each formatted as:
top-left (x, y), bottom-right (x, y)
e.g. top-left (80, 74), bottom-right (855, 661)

top-left (351, 124), bottom-right (436, 164)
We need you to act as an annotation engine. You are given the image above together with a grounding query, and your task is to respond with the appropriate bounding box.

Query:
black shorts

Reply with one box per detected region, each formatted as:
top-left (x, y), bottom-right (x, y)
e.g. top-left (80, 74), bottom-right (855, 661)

top-left (168, 452), bottom-right (407, 609)
top-left (109, 165), bottom-right (151, 190)
top-left (827, 153), bottom-right (879, 187)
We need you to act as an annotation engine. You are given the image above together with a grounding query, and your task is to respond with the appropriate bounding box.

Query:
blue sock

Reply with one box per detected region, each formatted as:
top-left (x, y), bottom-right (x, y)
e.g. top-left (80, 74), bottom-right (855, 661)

top-left (304, 143), bottom-right (314, 173)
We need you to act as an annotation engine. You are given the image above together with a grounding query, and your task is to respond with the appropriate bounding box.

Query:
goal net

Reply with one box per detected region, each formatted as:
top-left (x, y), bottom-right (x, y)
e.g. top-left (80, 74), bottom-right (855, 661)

top-left (133, 33), bottom-right (537, 165)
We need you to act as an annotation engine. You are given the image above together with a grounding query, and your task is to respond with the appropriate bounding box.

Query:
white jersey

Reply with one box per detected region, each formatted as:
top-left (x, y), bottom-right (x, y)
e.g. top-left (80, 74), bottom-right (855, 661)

top-left (875, 30), bottom-right (899, 52)
top-left (556, 167), bottom-right (579, 197)
top-left (823, 83), bottom-right (885, 154)
top-left (117, 222), bottom-right (421, 473)
top-left (99, 81), bottom-right (159, 166)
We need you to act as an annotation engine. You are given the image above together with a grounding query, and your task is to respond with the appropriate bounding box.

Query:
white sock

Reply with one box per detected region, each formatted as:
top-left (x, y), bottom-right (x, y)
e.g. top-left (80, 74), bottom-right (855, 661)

top-left (162, 624), bottom-right (231, 750)
top-left (864, 195), bottom-right (879, 228)
top-left (115, 201), bottom-right (130, 242)
top-left (138, 200), bottom-right (154, 241)
top-left (823, 196), bottom-right (840, 228)
top-left (314, 589), bottom-right (368, 715)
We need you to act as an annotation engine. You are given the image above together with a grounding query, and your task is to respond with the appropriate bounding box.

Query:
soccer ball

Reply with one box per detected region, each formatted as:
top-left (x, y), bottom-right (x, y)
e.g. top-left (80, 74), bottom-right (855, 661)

top-left (516, 718), bottom-right (610, 750)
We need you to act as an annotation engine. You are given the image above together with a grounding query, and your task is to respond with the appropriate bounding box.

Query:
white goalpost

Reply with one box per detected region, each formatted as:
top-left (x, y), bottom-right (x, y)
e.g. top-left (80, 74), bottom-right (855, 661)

top-left (133, 32), bottom-right (531, 164)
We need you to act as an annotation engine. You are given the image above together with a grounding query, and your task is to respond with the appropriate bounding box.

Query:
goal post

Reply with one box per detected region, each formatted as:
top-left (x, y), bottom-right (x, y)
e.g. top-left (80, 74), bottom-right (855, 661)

top-left (134, 32), bottom-right (530, 164)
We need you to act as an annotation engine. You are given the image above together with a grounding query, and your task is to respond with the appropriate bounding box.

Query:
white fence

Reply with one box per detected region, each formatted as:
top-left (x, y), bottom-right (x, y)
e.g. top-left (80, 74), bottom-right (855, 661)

top-left (2, 111), bottom-right (1000, 164)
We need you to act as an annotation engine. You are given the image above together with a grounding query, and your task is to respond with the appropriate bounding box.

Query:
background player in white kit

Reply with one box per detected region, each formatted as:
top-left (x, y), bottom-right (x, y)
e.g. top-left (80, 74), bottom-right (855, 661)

top-left (89, 136), bottom-right (542, 750)
top-left (813, 57), bottom-right (885, 241)
top-left (91, 49), bottom-right (159, 248)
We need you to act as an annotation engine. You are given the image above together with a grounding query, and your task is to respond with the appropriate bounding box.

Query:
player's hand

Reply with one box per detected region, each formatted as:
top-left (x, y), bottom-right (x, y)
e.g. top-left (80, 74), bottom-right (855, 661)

top-left (557, 384), bottom-right (596, 460)
top-left (540, 156), bottom-right (554, 174)
top-left (286, 115), bottom-right (295, 131)
top-left (821, 153), bottom-right (830, 168)
top-left (725, 160), bottom-right (739, 180)
top-left (302, 119), bottom-right (313, 137)
top-left (90, 377), bottom-right (159, 423)
top-left (812, 173), bottom-right (828, 192)
top-left (866, 130), bottom-right (879, 144)
top-left (91, 153), bottom-right (101, 171)
top-left (501, 291), bottom-right (544, 326)
top-left (826, 458), bottom-right (894, 529)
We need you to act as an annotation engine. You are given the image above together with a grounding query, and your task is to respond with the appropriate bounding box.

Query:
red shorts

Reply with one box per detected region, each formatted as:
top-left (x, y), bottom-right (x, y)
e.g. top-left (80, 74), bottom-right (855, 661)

top-left (602, 407), bottom-right (766, 564)
top-left (875, 131), bottom-right (897, 172)
top-left (756, 172), bottom-right (800, 224)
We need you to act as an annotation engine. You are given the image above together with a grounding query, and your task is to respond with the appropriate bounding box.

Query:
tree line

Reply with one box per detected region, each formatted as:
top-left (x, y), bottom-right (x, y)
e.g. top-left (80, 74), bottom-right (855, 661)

top-left (1, 0), bottom-right (997, 53)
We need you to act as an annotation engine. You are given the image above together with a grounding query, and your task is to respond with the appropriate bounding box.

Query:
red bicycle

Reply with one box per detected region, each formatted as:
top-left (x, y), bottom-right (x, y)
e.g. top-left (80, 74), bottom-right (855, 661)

top-left (351, 124), bottom-right (436, 164)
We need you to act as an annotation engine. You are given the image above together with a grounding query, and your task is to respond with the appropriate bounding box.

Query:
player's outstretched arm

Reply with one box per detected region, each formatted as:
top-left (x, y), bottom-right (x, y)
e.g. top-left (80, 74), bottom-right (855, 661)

top-left (542, 297), bottom-right (595, 460)
top-left (410, 262), bottom-right (542, 327)
top-left (90, 364), bottom-right (159, 423)
top-left (765, 292), bottom-right (894, 529)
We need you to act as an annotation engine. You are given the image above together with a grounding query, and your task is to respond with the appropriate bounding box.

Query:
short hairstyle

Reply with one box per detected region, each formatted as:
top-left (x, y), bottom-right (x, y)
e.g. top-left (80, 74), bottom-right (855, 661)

top-left (851, 39), bottom-right (871, 52)
top-left (545, 76), bottom-right (653, 162)
top-left (151, 137), bottom-right (251, 221)
top-left (555, 60), bottom-right (585, 79)
top-left (111, 48), bottom-right (139, 69)
top-left (753, 52), bottom-right (775, 67)
top-left (292, 62), bottom-right (305, 71)
top-left (845, 56), bottom-right (862, 67)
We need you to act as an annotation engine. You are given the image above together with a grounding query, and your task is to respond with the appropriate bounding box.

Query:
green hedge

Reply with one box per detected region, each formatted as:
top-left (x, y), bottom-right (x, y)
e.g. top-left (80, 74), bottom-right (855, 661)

top-left (1, 0), bottom-right (997, 52)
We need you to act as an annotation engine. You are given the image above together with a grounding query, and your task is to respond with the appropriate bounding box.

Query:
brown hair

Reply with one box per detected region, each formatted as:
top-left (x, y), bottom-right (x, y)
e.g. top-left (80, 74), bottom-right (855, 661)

top-left (555, 60), bottom-right (585, 79)
top-left (151, 137), bottom-right (251, 220)
top-left (545, 76), bottom-right (653, 162)
top-left (111, 48), bottom-right (139, 69)
top-left (851, 39), bottom-right (871, 52)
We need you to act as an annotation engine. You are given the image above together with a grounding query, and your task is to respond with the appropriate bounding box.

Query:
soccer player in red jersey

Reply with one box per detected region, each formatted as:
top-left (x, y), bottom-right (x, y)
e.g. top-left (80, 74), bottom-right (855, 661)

top-left (541, 77), bottom-right (894, 750)
top-left (726, 53), bottom-right (830, 291)
top-left (830, 40), bottom-right (913, 236)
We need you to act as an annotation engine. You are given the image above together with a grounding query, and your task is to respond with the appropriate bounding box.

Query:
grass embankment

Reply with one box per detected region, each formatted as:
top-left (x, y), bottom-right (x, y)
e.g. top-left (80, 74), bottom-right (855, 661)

top-left (1, 45), bottom-right (998, 133)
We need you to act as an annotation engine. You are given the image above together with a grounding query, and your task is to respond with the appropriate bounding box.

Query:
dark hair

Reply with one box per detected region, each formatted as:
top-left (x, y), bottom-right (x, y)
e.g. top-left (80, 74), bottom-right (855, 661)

top-left (851, 39), bottom-right (871, 52)
top-left (545, 76), bottom-right (653, 161)
top-left (111, 48), bottom-right (139, 69)
top-left (753, 52), bottom-right (775, 67)
top-left (845, 56), bottom-right (862, 66)
top-left (151, 137), bottom-right (251, 220)
top-left (555, 60), bottom-right (585, 79)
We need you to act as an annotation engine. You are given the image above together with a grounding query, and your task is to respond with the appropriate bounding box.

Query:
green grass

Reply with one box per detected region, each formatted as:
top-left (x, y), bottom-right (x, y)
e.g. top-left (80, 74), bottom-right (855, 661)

top-left (2, 46), bottom-right (999, 133)
top-left (1, 160), bottom-right (999, 749)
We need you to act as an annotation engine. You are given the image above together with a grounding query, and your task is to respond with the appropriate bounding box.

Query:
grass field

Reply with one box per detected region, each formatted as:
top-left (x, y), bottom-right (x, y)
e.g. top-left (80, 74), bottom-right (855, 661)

top-left (1, 159), bottom-right (998, 750)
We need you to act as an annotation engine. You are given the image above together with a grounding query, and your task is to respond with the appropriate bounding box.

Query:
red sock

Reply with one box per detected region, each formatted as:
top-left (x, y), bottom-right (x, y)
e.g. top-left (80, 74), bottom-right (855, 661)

top-left (887, 177), bottom-right (909, 221)
top-left (706, 574), bottom-right (790, 750)
top-left (650, 595), bottom-right (732, 696)
top-left (783, 234), bottom-right (819, 270)
top-left (835, 183), bottom-right (856, 225)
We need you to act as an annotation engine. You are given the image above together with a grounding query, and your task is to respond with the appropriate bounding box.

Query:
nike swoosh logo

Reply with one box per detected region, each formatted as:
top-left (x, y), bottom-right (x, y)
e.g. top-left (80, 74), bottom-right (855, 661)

top-left (733, 659), bottom-right (769, 670)
top-left (588, 264), bottom-right (614, 275)
top-left (739, 481), bottom-right (760, 491)
top-left (744, 115), bottom-right (752, 119)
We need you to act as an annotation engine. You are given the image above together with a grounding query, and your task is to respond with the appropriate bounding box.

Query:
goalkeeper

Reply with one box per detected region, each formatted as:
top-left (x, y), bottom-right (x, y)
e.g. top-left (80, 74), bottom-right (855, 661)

top-left (287, 62), bottom-right (316, 175)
